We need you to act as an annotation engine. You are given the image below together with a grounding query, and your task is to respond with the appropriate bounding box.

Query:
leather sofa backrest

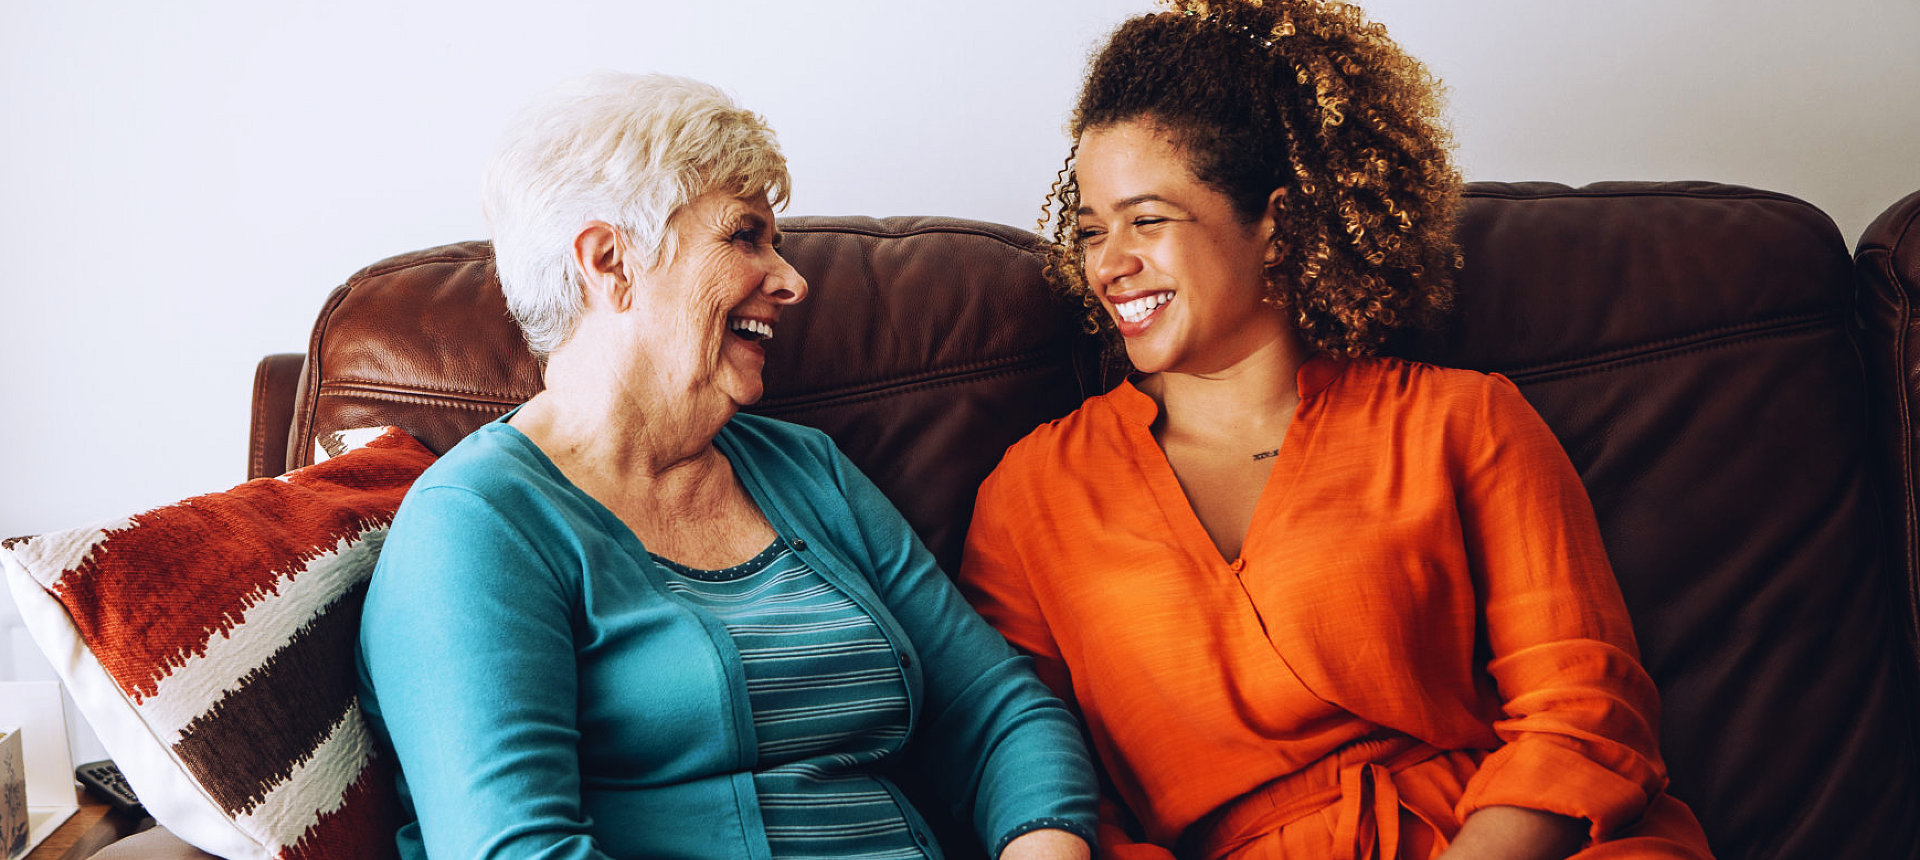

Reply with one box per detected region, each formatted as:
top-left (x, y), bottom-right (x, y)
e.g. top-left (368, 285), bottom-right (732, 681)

top-left (274, 185), bottom-right (1920, 860)
top-left (286, 216), bottom-right (1107, 578)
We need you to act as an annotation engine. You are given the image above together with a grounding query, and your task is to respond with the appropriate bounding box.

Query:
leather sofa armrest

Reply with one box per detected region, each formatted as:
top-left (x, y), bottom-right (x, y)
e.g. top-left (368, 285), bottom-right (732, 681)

top-left (1856, 188), bottom-right (1920, 668)
top-left (248, 352), bottom-right (305, 480)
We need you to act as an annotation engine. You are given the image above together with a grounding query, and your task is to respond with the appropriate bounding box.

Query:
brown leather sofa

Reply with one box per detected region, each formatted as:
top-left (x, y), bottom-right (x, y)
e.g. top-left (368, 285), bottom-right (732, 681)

top-left (99, 181), bottom-right (1920, 859)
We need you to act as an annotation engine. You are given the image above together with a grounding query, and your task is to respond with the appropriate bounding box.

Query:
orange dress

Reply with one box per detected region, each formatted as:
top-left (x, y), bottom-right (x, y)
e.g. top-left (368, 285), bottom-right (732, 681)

top-left (959, 356), bottom-right (1713, 859)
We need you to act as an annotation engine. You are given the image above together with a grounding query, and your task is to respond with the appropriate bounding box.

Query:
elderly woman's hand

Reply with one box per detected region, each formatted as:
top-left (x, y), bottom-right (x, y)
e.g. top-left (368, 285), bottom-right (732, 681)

top-left (1001, 828), bottom-right (1093, 860)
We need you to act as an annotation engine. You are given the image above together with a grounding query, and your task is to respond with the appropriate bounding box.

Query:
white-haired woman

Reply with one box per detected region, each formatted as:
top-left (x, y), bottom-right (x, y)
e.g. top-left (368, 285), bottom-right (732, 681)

top-left (357, 72), bottom-right (1097, 860)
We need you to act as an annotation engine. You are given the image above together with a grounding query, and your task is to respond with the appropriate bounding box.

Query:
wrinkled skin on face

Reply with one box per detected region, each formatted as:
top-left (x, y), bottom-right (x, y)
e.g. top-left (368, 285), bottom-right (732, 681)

top-left (623, 190), bottom-right (808, 417)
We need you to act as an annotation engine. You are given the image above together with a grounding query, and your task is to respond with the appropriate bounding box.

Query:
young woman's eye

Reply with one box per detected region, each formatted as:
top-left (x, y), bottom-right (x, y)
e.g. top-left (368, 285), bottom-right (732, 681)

top-left (1133, 216), bottom-right (1167, 227)
top-left (1076, 228), bottom-right (1106, 246)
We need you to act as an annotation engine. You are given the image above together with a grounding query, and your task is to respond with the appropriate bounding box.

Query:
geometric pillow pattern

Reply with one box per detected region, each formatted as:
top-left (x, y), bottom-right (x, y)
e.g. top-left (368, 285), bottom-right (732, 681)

top-left (1, 427), bottom-right (434, 860)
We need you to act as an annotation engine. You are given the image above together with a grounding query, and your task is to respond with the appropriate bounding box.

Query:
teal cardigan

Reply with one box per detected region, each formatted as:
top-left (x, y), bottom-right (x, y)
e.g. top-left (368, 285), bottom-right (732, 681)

top-left (357, 413), bottom-right (1097, 859)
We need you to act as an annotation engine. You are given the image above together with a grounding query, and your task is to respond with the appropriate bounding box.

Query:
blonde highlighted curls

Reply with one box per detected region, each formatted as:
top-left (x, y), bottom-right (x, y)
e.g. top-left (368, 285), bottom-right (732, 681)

top-left (1042, 0), bottom-right (1462, 357)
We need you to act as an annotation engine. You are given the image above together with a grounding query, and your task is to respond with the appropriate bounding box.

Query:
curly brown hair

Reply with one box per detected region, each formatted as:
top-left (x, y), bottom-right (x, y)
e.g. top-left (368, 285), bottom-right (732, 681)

top-left (1045, 0), bottom-right (1462, 357)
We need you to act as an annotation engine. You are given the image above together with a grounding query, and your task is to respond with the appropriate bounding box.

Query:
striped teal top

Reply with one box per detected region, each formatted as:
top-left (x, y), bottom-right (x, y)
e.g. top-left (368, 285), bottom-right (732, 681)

top-left (655, 540), bottom-right (926, 860)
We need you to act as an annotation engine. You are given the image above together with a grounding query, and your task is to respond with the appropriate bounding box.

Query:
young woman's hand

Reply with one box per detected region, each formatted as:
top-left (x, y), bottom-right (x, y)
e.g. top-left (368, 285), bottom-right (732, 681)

top-left (1439, 806), bottom-right (1587, 860)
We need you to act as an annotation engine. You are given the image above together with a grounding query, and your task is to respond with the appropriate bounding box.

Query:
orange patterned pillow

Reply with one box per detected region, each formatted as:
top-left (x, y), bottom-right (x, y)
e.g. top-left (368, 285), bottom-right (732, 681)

top-left (1, 427), bottom-right (434, 860)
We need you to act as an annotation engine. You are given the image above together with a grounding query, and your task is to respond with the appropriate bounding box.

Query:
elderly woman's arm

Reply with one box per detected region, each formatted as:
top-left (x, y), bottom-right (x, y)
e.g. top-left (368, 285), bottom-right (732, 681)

top-left (812, 433), bottom-right (1100, 858)
top-left (358, 484), bottom-right (611, 860)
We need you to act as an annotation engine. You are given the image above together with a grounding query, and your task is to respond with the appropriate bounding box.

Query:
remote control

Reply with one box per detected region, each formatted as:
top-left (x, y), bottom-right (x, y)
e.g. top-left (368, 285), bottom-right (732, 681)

top-left (75, 759), bottom-right (144, 814)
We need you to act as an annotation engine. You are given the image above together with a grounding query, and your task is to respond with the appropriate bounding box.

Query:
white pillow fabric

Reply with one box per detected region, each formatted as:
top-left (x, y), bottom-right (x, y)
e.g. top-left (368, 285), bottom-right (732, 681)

top-left (2, 427), bottom-right (434, 860)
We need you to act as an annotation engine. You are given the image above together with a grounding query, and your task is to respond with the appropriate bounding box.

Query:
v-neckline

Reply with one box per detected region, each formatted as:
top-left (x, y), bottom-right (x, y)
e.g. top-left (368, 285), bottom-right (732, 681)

top-left (1111, 357), bottom-right (1336, 568)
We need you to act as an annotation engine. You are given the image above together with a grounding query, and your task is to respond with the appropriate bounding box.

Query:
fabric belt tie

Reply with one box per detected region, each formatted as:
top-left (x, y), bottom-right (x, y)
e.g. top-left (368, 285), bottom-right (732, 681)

top-left (1335, 760), bottom-right (1398, 860)
top-left (1188, 734), bottom-right (1450, 860)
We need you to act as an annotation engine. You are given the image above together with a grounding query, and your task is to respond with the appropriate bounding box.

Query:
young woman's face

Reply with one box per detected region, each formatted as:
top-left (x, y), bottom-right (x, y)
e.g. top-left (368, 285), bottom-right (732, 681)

top-left (1074, 120), bottom-right (1292, 376)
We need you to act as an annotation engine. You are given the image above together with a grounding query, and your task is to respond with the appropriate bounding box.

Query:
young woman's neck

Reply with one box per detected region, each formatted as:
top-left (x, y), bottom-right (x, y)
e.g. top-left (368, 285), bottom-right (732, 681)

top-left (1142, 327), bottom-right (1312, 443)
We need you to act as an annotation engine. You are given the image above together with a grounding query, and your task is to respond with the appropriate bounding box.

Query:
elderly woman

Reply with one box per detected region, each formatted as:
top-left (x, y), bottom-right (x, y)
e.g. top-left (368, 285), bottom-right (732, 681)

top-left (356, 72), bottom-right (1096, 860)
top-left (960, 3), bottom-right (1714, 859)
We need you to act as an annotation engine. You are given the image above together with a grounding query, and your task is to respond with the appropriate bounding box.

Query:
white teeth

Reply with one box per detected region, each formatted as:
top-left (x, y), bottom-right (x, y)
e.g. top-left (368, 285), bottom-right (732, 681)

top-left (1114, 292), bottom-right (1172, 324)
top-left (728, 318), bottom-right (773, 341)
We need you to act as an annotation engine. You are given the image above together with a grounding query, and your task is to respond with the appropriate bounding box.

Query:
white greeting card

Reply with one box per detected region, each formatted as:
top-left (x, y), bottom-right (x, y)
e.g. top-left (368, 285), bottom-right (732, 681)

top-left (2, 727), bottom-right (27, 858)
top-left (0, 683), bottom-right (77, 858)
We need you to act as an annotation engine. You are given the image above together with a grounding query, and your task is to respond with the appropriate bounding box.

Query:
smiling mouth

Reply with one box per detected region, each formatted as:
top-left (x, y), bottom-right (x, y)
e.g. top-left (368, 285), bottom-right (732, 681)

top-left (1114, 292), bottom-right (1173, 325)
top-left (728, 317), bottom-right (773, 343)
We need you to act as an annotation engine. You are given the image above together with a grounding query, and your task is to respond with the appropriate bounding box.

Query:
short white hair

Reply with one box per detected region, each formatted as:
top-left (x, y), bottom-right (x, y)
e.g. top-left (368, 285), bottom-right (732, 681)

top-left (482, 71), bottom-right (791, 357)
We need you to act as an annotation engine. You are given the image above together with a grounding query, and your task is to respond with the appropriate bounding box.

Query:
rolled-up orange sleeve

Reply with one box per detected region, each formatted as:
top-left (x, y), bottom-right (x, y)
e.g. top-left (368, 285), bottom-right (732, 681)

top-left (1453, 374), bottom-right (1670, 840)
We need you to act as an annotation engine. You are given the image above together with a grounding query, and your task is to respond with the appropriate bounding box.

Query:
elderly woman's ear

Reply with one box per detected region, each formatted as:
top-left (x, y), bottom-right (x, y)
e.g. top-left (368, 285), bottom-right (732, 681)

top-left (572, 220), bottom-right (634, 311)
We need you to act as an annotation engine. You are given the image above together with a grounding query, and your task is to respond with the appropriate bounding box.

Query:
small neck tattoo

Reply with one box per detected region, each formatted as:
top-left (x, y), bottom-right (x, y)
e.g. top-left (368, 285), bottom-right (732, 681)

top-left (1252, 449), bottom-right (1280, 461)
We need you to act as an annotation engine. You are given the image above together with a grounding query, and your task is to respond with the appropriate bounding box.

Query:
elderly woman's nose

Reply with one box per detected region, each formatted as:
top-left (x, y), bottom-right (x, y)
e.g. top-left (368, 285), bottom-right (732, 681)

top-left (766, 255), bottom-right (808, 304)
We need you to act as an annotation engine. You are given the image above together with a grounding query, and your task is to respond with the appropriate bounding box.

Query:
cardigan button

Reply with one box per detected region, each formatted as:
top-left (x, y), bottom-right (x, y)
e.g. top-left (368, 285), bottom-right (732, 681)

top-left (791, 538), bottom-right (808, 552)
top-left (1229, 558), bottom-right (1246, 572)
top-left (914, 831), bottom-right (930, 847)
top-left (899, 653), bottom-right (912, 668)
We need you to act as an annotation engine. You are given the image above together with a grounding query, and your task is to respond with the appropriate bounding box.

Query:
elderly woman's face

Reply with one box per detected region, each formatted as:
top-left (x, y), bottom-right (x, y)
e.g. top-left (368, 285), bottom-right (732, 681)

top-left (630, 190), bottom-right (807, 409)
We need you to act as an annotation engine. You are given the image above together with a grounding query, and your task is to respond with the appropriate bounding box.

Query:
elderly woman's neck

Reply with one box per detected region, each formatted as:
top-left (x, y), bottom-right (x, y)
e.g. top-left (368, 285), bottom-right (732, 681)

top-left (517, 341), bottom-right (736, 481)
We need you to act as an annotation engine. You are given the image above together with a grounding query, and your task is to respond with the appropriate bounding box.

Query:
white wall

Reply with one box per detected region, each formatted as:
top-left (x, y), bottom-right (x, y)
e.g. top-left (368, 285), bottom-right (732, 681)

top-left (3, 0), bottom-right (1917, 762)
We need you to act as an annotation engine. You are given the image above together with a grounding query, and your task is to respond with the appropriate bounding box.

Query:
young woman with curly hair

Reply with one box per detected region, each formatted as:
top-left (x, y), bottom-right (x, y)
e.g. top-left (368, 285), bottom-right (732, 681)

top-left (958, 2), bottom-right (1716, 858)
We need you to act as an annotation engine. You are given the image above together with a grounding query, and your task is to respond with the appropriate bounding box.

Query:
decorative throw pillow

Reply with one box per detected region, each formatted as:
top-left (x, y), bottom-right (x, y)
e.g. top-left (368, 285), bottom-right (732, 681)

top-left (1, 427), bottom-right (435, 860)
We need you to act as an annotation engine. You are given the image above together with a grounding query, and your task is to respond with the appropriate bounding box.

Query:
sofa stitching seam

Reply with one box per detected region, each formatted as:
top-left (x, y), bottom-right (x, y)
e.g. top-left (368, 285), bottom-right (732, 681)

top-left (1874, 246), bottom-right (1920, 666)
top-left (249, 362), bottom-right (274, 479)
top-left (309, 390), bottom-right (518, 411)
top-left (1501, 315), bottom-right (1840, 384)
top-left (755, 362), bottom-right (1069, 412)
top-left (761, 359), bottom-right (1071, 411)
top-left (345, 248), bottom-right (492, 283)
top-left (1481, 311), bottom-right (1835, 376)
top-left (317, 378), bottom-right (537, 402)
top-left (779, 222), bottom-right (1046, 255)
top-left (313, 348), bottom-right (1075, 406)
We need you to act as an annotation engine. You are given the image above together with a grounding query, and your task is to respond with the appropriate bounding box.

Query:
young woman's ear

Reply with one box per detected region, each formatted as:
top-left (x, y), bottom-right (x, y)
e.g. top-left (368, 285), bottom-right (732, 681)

top-left (1262, 187), bottom-right (1288, 265)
